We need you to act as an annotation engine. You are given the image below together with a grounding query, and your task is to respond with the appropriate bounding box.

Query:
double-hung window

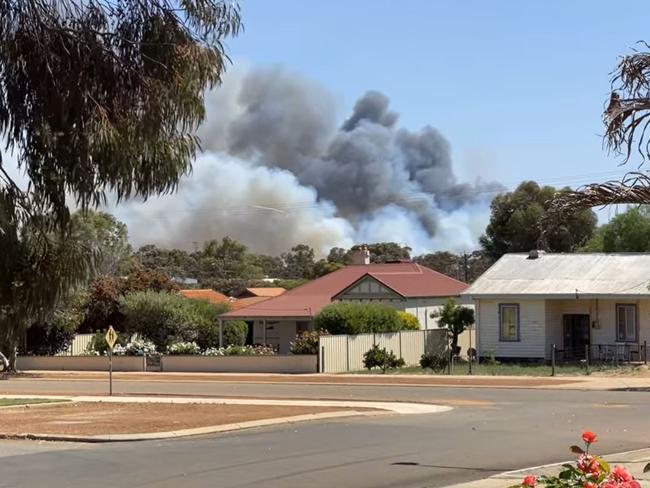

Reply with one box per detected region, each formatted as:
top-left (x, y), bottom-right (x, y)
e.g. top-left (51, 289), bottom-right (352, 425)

top-left (616, 304), bottom-right (637, 342)
top-left (499, 304), bottom-right (519, 341)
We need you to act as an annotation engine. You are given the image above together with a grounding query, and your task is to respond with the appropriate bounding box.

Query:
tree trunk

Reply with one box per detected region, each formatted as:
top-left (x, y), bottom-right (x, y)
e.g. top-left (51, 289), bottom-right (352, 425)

top-left (0, 323), bottom-right (20, 372)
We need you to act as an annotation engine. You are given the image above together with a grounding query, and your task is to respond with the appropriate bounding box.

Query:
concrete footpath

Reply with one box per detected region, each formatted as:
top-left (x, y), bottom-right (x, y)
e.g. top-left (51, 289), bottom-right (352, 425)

top-left (446, 449), bottom-right (650, 488)
top-left (13, 370), bottom-right (650, 390)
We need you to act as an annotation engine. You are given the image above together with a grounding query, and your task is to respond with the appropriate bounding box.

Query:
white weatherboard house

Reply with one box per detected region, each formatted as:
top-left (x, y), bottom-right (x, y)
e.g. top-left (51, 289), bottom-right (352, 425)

top-left (462, 252), bottom-right (650, 362)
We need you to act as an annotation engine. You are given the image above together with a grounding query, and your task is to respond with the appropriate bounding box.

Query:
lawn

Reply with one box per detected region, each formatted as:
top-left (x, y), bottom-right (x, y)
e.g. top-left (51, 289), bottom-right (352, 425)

top-left (356, 363), bottom-right (645, 377)
top-left (0, 398), bottom-right (67, 407)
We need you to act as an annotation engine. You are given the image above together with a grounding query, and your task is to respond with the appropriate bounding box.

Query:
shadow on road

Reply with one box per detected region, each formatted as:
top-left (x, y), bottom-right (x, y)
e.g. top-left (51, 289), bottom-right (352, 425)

top-left (391, 461), bottom-right (513, 473)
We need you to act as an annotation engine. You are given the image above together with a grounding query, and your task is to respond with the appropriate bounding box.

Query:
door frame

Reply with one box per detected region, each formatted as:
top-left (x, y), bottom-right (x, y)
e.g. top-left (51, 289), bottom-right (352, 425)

top-left (562, 314), bottom-right (591, 359)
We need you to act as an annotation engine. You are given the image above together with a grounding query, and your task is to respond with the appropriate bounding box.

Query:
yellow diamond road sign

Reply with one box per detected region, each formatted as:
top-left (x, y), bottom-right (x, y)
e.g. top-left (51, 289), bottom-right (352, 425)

top-left (105, 326), bottom-right (118, 350)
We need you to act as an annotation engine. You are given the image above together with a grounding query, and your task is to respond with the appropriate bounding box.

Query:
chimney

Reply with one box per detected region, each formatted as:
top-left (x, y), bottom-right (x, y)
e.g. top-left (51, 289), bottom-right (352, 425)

top-left (350, 246), bottom-right (371, 265)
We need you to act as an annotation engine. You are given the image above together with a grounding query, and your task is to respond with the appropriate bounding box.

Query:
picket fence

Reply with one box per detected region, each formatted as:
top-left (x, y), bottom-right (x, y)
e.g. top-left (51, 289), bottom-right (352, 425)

top-left (318, 329), bottom-right (448, 373)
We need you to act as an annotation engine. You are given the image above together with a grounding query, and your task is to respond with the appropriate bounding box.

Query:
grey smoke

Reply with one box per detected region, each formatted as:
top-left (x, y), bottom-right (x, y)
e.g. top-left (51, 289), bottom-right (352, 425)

top-left (117, 66), bottom-right (503, 255)
top-left (199, 67), bottom-right (502, 237)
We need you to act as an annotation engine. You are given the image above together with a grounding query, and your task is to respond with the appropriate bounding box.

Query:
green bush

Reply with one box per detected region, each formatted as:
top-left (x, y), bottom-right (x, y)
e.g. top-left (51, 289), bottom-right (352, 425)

top-left (86, 329), bottom-right (128, 356)
top-left (290, 331), bottom-right (320, 355)
top-left (315, 303), bottom-right (405, 335)
top-left (187, 298), bottom-right (230, 349)
top-left (119, 291), bottom-right (201, 350)
top-left (420, 353), bottom-right (449, 373)
top-left (363, 344), bottom-right (405, 373)
top-left (223, 321), bottom-right (248, 347)
top-left (398, 311), bottom-right (421, 330)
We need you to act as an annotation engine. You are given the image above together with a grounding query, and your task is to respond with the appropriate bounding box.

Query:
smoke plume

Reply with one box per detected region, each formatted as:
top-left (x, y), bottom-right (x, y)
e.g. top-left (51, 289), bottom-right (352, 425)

top-left (116, 66), bottom-right (502, 255)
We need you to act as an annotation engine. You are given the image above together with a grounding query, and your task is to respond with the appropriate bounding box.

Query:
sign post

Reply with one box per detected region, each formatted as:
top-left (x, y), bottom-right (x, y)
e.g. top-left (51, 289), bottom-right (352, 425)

top-left (105, 326), bottom-right (118, 396)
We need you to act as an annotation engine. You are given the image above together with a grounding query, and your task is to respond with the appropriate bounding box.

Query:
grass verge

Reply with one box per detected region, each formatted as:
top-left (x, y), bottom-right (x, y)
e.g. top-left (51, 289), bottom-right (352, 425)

top-left (354, 363), bottom-right (645, 377)
top-left (0, 398), bottom-right (67, 407)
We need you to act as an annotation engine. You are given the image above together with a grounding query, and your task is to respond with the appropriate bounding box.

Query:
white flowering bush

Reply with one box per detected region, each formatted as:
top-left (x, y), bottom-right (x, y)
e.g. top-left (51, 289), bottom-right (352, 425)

top-left (113, 339), bottom-right (157, 356)
top-left (200, 345), bottom-right (276, 356)
top-left (167, 341), bottom-right (201, 355)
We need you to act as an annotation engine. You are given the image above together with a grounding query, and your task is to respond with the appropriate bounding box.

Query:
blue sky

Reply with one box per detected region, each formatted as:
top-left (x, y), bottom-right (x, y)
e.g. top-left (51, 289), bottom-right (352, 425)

top-left (228, 0), bottom-right (649, 201)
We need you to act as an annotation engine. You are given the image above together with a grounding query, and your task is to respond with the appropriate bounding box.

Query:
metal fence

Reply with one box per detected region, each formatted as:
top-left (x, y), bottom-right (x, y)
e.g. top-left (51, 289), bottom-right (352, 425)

top-left (318, 330), bottom-right (448, 373)
top-left (550, 342), bottom-right (648, 373)
top-left (56, 334), bottom-right (94, 356)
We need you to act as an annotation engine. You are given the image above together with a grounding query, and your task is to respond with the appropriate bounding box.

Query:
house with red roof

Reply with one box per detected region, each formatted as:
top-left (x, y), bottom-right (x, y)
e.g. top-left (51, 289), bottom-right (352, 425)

top-left (220, 248), bottom-right (468, 353)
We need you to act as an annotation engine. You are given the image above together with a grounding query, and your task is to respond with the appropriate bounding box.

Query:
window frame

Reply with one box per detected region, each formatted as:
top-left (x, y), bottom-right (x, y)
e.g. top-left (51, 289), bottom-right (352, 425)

top-left (499, 303), bottom-right (520, 342)
top-left (615, 303), bottom-right (638, 343)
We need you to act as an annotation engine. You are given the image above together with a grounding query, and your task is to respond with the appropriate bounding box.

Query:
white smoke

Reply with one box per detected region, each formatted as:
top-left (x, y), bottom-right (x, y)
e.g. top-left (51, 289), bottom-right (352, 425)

top-left (115, 66), bottom-right (502, 255)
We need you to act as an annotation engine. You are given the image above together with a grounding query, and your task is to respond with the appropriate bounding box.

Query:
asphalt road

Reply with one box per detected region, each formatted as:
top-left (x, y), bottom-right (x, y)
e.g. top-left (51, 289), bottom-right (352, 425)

top-left (1, 379), bottom-right (650, 488)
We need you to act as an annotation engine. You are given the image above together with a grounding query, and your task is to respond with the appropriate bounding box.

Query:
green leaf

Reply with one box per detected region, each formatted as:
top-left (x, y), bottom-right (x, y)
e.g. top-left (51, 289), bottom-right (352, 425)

top-left (570, 445), bottom-right (585, 454)
top-left (597, 457), bottom-right (610, 474)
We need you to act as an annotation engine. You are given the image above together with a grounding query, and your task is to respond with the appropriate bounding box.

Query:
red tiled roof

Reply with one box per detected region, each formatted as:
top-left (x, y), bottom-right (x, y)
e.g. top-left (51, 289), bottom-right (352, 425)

top-left (180, 289), bottom-right (228, 304)
top-left (221, 262), bottom-right (467, 319)
top-left (243, 287), bottom-right (286, 297)
top-left (227, 296), bottom-right (273, 311)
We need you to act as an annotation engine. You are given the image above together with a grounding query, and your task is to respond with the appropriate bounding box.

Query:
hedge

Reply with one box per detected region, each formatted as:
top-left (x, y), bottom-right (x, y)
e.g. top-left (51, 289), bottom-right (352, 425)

top-left (315, 302), bottom-right (412, 335)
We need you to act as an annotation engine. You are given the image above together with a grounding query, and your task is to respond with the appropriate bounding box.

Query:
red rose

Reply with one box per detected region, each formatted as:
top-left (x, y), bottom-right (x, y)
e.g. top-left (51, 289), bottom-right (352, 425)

top-left (577, 455), bottom-right (600, 476)
top-left (611, 465), bottom-right (633, 483)
top-left (582, 431), bottom-right (598, 444)
top-left (522, 475), bottom-right (536, 487)
top-left (583, 482), bottom-right (598, 488)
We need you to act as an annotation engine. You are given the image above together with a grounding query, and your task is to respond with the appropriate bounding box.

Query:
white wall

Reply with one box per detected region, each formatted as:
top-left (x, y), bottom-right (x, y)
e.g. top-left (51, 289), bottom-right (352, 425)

top-left (161, 355), bottom-right (317, 374)
top-left (478, 299), bottom-right (546, 359)
top-left (17, 356), bottom-right (146, 372)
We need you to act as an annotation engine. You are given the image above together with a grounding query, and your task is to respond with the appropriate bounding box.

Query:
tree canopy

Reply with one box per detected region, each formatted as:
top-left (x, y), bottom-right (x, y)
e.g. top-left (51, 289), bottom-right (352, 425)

top-left (480, 181), bottom-right (597, 260)
top-left (582, 206), bottom-right (650, 252)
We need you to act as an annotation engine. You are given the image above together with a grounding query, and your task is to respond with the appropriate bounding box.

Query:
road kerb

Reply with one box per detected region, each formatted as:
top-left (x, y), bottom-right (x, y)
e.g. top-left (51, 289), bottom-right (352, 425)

top-left (0, 395), bottom-right (451, 442)
top-left (0, 410), bottom-right (379, 443)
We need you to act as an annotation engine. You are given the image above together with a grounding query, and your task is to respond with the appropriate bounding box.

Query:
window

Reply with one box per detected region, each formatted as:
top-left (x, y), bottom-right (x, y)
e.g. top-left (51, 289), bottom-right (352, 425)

top-left (616, 304), bottom-right (637, 342)
top-left (499, 304), bottom-right (519, 341)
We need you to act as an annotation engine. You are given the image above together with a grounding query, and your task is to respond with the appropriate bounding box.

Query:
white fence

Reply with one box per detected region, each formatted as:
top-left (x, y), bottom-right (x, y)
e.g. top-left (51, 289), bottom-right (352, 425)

top-left (56, 333), bottom-right (94, 356)
top-left (18, 355), bottom-right (146, 372)
top-left (318, 329), bottom-right (448, 373)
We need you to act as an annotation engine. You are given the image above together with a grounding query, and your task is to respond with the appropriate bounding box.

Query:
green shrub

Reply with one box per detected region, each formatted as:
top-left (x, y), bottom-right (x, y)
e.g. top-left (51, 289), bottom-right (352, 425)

top-left (363, 344), bottom-right (405, 373)
top-left (290, 331), bottom-right (320, 355)
top-left (187, 299), bottom-right (230, 349)
top-left (398, 311), bottom-right (421, 330)
top-left (315, 302), bottom-right (405, 335)
top-left (119, 291), bottom-right (200, 350)
top-left (223, 321), bottom-right (248, 347)
top-left (420, 352), bottom-right (449, 372)
top-left (86, 329), bottom-right (128, 356)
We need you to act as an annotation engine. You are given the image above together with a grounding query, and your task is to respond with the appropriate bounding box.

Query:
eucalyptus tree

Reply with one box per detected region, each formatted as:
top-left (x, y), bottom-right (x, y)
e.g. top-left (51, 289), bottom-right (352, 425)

top-left (0, 0), bottom-right (241, 367)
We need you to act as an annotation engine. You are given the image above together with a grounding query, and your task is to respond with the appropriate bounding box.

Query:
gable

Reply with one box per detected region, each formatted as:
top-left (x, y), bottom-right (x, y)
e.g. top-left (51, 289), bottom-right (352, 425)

top-left (334, 275), bottom-right (403, 301)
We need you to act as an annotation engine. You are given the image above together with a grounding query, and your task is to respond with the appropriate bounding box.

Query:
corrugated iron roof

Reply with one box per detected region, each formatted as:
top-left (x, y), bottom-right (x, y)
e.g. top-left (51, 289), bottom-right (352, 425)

top-left (222, 262), bottom-right (467, 319)
top-left (463, 253), bottom-right (650, 298)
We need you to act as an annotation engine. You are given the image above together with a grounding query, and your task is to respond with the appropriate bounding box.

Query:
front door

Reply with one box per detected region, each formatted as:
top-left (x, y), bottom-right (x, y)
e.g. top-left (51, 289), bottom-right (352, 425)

top-left (563, 314), bottom-right (590, 359)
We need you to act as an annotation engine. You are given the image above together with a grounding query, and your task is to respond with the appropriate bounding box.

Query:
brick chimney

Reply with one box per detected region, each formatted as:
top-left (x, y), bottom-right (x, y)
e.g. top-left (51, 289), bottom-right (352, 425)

top-left (350, 246), bottom-right (371, 265)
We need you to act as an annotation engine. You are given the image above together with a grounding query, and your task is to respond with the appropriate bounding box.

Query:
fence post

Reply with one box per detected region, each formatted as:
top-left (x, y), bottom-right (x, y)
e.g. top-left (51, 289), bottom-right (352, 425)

top-left (645, 341), bottom-right (648, 365)
top-left (585, 344), bottom-right (590, 375)
top-left (346, 335), bottom-right (350, 372)
top-left (320, 345), bottom-right (325, 373)
top-left (422, 329), bottom-right (426, 356)
top-left (615, 345), bottom-right (619, 367)
top-left (551, 344), bottom-right (556, 377)
top-left (373, 332), bottom-right (376, 347)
